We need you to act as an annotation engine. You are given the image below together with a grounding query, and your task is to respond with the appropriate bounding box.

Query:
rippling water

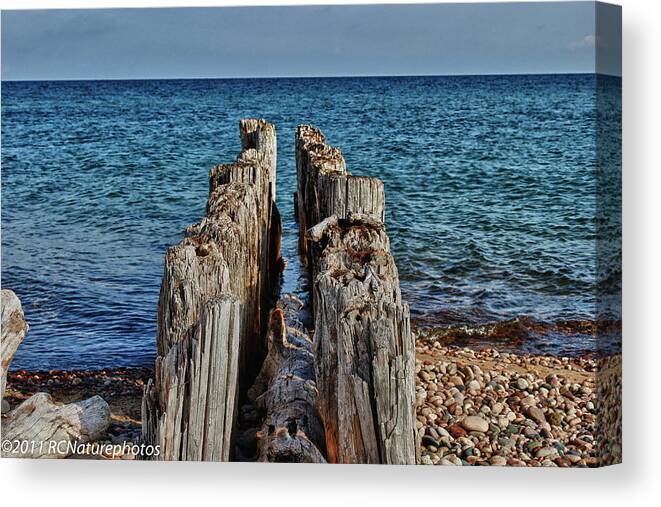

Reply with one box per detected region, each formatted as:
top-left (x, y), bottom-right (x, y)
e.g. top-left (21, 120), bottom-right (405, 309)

top-left (1, 75), bottom-right (621, 369)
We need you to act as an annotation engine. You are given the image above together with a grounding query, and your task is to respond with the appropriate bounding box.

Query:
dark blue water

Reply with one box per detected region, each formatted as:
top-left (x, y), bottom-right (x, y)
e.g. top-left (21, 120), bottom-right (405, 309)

top-left (1, 75), bottom-right (621, 369)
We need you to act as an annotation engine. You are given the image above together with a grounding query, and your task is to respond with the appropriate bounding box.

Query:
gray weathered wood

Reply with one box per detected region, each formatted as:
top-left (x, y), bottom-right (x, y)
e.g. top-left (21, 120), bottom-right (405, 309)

top-left (142, 119), bottom-right (282, 461)
top-left (247, 295), bottom-right (326, 463)
top-left (309, 214), bottom-right (417, 464)
top-left (142, 296), bottom-right (241, 461)
top-left (1, 289), bottom-right (29, 400)
top-left (296, 125), bottom-right (416, 465)
top-left (1, 393), bottom-right (110, 459)
top-left (295, 125), bottom-right (384, 261)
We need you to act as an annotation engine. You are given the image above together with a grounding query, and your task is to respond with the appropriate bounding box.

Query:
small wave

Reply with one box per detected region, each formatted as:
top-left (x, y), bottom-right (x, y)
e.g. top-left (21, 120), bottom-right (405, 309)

top-left (414, 317), bottom-right (622, 357)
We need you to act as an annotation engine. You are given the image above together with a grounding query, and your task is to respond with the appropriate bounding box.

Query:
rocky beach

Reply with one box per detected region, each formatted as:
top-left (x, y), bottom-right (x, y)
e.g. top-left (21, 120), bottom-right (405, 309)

top-left (415, 340), bottom-right (622, 467)
top-left (2, 334), bottom-right (622, 465)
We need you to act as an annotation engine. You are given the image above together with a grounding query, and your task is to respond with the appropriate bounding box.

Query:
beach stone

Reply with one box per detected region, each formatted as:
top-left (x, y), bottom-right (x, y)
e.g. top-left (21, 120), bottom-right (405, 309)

top-left (547, 412), bottom-right (563, 426)
top-left (422, 435), bottom-right (440, 448)
top-left (448, 423), bottom-right (467, 438)
top-left (1, 399), bottom-right (10, 414)
top-left (521, 395), bottom-right (536, 408)
top-left (490, 455), bottom-right (507, 466)
top-left (527, 406), bottom-right (546, 425)
top-left (467, 380), bottom-right (481, 391)
top-left (535, 447), bottom-right (558, 459)
top-left (516, 378), bottom-right (529, 390)
top-left (566, 454), bottom-right (582, 464)
top-left (460, 416), bottom-right (489, 433)
top-left (436, 427), bottom-right (450, 438)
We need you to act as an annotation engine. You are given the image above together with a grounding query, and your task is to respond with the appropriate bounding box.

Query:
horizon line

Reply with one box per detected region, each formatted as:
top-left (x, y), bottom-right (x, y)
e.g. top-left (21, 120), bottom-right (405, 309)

top-left (1, 70), bottom-right (622, 83)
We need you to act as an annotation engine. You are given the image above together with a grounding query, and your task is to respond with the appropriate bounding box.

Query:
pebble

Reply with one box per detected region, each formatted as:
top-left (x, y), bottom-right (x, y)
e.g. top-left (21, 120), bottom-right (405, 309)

top-left (448, 423), bottom-right (467, 438)
top-left (535, 447), bottom-right (558, 459)
top-left (422, 435), bottom-right (440, 448)
top-left (467, 380), bottom-right (481, 391)
top-left (460, 416), bottom-right (489, 433)
top-left (527, 406), bottom-right (547, 425)
top-left (490, 455), bottom-right (507, 466)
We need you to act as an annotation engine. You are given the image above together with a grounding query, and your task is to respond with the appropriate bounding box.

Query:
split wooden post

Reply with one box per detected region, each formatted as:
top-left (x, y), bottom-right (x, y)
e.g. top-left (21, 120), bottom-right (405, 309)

top-left (295, 125), bottom-right (384, 263)
top-left (296, 126), bottom-right (417, 464)
top-left (142, 120), bottom-right (282, 461)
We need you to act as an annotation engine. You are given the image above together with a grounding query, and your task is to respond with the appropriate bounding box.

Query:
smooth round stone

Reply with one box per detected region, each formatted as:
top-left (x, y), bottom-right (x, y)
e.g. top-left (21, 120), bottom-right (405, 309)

top-left (436, 427), bottom-right (450, 438)
top-left (420, 455), bottom-right (434, 465)
top-left (521, 395), bottom-right (537, 408)
top-left (460, 415), bottom-right (489, 433)
top-left (547, 412), bottom-right (563, 426)
top-left (535, 447), bottom-right (558, 459)
top-left (422, 435), bottom-right (440, 448)
top-left (565, 454), bottom-right (582, 464)
top-left (490, 455), bottom-right (507, 466)
top-left (527, 406), bottom-right (547, 424)
top-left (467, 380), bottom-right (481, 391)
top-left (516, 378), bottom-right (529, 390)
top-left (448, 455), bottom-right (463, 466)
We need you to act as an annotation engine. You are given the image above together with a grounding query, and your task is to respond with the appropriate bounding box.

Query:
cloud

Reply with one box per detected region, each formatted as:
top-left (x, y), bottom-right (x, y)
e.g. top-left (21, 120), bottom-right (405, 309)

top-left (567, 34), bottom-right (604, 51)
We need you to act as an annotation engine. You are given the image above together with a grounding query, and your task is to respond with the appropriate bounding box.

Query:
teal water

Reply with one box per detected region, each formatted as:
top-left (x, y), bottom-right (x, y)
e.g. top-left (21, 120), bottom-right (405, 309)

top-left (1, 74), bottom-right (621, 369)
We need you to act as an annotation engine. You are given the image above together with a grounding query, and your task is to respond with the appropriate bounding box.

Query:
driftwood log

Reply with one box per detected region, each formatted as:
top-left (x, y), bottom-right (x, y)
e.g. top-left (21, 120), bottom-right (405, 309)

top-left (247, 295), bottom-right (326, 463)
top-left (1, 393), bottom-right (110, 459)
top-left (296, 126), bottom-right (417, 464)
top-left (1, 289), bottom-right (29, 399)
top-left (142, 119), bottom-right (281, 461)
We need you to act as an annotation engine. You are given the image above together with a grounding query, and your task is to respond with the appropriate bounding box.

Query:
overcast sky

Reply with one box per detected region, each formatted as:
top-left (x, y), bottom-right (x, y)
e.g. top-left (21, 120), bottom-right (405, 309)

top-left (1, 2), bottom-right (621, 81)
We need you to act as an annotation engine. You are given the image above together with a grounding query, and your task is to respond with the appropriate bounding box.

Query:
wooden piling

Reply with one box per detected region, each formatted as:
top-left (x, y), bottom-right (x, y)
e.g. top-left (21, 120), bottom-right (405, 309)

top-left (142, 119), bottom-right (281, 461)
top-left (296, 127), bottom-right (417, 464)
top-left (295, 125), bottom-right (384, 263)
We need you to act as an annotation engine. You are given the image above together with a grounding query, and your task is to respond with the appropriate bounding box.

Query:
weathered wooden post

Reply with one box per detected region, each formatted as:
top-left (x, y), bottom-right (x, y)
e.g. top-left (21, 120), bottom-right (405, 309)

top-left (142, 120), bottom-right (281, 461)
top-left (295, 125), bottom-right (384, 263)
top-left (295, 126), bottom-right (417, 464)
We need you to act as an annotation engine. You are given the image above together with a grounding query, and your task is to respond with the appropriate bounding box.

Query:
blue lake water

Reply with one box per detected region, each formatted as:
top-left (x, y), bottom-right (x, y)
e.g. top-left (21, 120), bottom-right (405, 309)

top-left (1, 74), bottom-right (621, 369)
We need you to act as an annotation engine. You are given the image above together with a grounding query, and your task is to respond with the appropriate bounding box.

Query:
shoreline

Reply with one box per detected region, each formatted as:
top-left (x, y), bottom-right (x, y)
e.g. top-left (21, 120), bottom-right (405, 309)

top-left (3, 343), bottom-right (621, 465)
